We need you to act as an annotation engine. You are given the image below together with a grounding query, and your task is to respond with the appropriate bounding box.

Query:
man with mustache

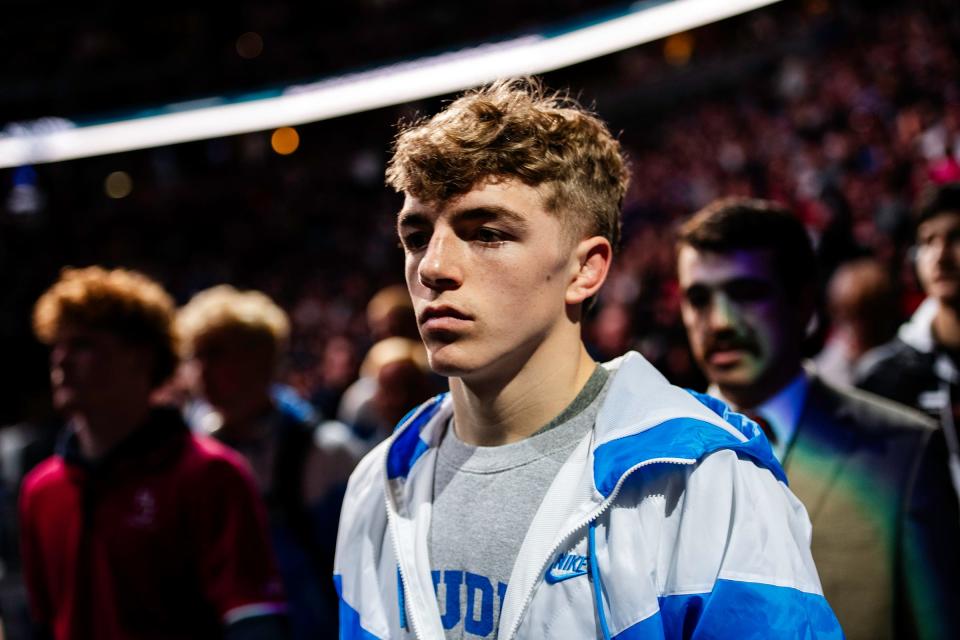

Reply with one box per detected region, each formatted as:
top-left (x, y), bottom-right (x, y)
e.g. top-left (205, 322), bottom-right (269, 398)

top-left (334, 79), bottom-right (841, 639)
top-left (677, 197), bottom-right (960, 639)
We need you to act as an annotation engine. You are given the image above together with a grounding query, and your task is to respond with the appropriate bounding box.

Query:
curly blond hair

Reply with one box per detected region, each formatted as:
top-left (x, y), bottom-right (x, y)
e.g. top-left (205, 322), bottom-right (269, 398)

top-left (33, 266), bottom-right (178, 386)
top-left (386, 77), bottom-right (630, 248)
top-left (176, 285), bottom-right (290, 364)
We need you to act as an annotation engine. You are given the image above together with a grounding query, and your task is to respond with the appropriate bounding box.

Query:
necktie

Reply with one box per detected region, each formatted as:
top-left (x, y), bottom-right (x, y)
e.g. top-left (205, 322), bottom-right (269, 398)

top-left (746, 411), bottom-right (777, 445)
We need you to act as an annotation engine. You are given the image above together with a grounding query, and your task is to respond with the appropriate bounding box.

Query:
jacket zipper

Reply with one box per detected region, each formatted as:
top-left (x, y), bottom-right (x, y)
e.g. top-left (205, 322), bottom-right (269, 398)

top-left (383, 400), bottom-right (441, 640)
top-left (502, 456), bottom-right (694, 640)
top-left (387, 489), bottom-right (427, 639)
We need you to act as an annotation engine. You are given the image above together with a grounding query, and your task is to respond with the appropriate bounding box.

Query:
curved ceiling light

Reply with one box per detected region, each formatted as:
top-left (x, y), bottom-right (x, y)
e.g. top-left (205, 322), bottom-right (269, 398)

top-left (0, 0), bottom-right (780, 168)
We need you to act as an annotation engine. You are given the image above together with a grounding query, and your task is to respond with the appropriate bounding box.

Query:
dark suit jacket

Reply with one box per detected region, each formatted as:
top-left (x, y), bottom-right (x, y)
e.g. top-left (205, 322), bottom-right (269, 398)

top-left (783, 374), bottom-right (960, 640)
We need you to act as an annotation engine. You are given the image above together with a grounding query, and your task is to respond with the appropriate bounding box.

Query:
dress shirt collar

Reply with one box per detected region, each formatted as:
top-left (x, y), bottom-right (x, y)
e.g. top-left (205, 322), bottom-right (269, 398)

top-left (708, 370), bottom-right (809, 461)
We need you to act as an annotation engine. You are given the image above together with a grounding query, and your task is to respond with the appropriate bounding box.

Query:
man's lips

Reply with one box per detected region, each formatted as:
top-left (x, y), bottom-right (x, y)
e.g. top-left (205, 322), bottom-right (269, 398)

top-left (419, 305), bottom-right (473, 332)
top-left (707, 349), bottom-right (747, 367)
top-left (932, 272), bottom-right (960, 284)
top-left (705, 342), bottom-right (755, 367)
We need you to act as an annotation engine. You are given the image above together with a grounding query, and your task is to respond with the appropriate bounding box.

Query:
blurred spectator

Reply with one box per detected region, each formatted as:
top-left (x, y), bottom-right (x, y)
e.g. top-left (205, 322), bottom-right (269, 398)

top-left (4, 2), bottom-right (960, 429)
top-left (373, 357), bottom-right (434, 429)
top-left (20, 267), bottom-right (287, 640)
top-left (366, 284), bottom-right (418, 341)
top-left (0, 415), bottom-right (58, 640)
top-left (856, 182), bottom-right (960, 497)
top-left (814, 258), bottom-right (900, 386)
top-left (308, 335), bottom-right (359, 419)
top-left (338, 336), bottom-right (436, 442)
top-left (677, 198), bottom-right (960, 638)
top-left (587, 302), bottom-right (634, 361)
top-left (176, 284), bottom-right (361, 639)
top-left (335, 284), bottom-right (432, 439)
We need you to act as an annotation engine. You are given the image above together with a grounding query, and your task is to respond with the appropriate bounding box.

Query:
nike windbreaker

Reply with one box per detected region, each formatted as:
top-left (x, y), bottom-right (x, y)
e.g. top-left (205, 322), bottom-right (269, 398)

top-left (334, 352), bottom-right (843, 639)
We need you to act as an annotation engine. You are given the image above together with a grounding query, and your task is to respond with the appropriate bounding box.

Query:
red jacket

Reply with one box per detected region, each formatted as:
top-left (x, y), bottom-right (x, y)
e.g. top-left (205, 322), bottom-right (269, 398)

top-left (19, 408), bottom-right (287, 639)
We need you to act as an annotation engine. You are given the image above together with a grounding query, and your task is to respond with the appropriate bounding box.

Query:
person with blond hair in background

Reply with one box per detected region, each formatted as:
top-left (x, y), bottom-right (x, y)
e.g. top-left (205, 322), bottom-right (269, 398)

top-left (338, 336), bottom-right (437, 444)
top-left (176, 284), bottom-right (361, 639)
top-left (337, 284), bottom-right (437, 444)
top-left (20, 267), bottom-right (287, 640)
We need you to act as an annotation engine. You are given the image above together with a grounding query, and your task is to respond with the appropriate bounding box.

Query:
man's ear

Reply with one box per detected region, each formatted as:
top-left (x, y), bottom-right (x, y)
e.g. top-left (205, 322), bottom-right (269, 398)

top-left (566, 236), bottom-right (613, 306)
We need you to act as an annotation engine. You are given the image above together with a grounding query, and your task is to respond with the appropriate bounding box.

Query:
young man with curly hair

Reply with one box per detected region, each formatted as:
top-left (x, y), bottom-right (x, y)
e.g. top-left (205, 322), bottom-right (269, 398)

top-left (334, 79), bottom-right (842, 639)
top-left (20, 267), bottom-right (289, 640)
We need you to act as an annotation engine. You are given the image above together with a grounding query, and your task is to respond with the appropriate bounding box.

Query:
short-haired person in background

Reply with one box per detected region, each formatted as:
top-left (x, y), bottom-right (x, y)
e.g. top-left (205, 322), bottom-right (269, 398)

top-left (676, 197), bottom-right (960, 639)
top-left (334, 79), bottom-right (841, 639)
top-left (813, 258), bottom-right (900, 388)
top-left (856, 182), bottom-right (960, 499)
top-left (20, 267), bottom-right (288, 640)
top-left (176, 284), bottom-right (363, 639)
top-left (338, 336), bottom-right (435, 444)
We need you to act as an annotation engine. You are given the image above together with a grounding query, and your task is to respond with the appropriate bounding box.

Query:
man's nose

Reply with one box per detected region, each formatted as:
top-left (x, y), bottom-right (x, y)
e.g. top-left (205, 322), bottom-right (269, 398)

top-left (932, 237), bottom-right (952, 267)
top-left (707, 292), bottom-right (738, 331)
top-left (50, 343), bottom-right (69, 368)
top-left (418, 229), bottom-right (463, 291)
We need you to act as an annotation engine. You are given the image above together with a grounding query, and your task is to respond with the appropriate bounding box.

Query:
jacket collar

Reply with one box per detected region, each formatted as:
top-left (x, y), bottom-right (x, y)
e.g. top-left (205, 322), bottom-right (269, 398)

top-left (898, 297), bottom-right (939, 353)
top-left (58, 406), bottom-right (189, 479)
top-left (385, 352), bottom-right (785, 497)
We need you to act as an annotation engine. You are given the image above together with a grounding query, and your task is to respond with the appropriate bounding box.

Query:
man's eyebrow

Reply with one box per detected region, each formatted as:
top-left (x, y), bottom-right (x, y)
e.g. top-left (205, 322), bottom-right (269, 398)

top-left (397, 210), bottom-right (429, 228)
top-left (454, 206), bottom-right (529, 229)
top-left (397, 205), bottom-right (530, 229)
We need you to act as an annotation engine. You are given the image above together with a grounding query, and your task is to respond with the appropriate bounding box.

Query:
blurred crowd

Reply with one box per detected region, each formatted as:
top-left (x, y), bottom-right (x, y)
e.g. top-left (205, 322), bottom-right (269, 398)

top-left (2, 0), bottom-right (960, 637)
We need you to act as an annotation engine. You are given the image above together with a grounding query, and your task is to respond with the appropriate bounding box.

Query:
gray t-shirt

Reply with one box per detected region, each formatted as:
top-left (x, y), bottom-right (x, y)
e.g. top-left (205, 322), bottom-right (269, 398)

top-left (428, 366), bottom-right (610, 638)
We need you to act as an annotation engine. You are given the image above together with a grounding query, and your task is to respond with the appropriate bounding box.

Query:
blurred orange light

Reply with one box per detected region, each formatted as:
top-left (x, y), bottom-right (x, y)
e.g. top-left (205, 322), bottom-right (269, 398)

top-left (271, 127), bottom-right (300, 155)
top-left (663, 32), bottom-right (694, 66)
top-left (236, 32), bottom-right (264, 59)
top-left (104, 171), bottom-right (132, 199)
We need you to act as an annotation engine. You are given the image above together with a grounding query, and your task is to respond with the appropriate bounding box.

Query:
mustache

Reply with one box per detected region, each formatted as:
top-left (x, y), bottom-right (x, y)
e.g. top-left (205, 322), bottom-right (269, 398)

top-left (703, 331), bottom-right (760, 357)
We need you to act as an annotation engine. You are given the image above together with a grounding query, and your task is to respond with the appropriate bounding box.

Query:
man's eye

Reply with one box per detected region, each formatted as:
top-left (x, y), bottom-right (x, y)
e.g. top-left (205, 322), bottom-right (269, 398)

top-left (401, 231), bottom-right (429, 251)
top-left (684, 285), bottom-right (711, 309)
top-left (725, 279), bottom-right (774, 303)
top-left (475, 228), bottom-right (505, 243)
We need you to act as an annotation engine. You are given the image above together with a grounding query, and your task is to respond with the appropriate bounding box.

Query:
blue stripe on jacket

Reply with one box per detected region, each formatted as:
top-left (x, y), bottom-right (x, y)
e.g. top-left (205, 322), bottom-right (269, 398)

top-left (613, 579), bottom-right (842, 639)
top-left (334, 575), bottom-right (385, 640)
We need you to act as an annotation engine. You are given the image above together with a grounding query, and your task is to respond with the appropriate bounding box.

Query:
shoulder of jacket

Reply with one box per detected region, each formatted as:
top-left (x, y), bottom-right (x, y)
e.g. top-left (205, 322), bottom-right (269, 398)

top-left (813, 375), bottom-right (937, 435)
top-left (856, 338), bottom-right (929, 381)
top-left (20, 455), bottom-right (66, 496)
top-left (344, 436), bottom-right (392, 498)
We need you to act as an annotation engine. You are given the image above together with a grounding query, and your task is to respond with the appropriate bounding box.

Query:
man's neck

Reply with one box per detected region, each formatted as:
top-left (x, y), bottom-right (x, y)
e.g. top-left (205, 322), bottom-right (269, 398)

top-left (216, 395), bottom-right (275, 441)
top-left (449, 343), bottom-right (597, 447)
top-left (73, 400), bottom-right (152, 461)
top-left (717, 363), bottom-right (804, 412)
top-left (933, 302), bottom-right (960, 351)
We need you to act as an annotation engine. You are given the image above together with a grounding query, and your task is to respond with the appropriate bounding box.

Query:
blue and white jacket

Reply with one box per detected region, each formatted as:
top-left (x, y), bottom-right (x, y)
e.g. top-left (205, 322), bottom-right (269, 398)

top-left (334, 352), bottom-right (843, 639)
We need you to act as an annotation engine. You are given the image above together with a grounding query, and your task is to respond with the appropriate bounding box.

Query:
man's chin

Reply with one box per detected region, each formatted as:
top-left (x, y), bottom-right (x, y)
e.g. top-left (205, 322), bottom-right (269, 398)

top-left (706, 366), bottom-right (761, 393)
top-left (425, 347), bottom-right (470, 378)
top-left (935, 286), bottom-right (960, 309)
top-left (52, 388), bottom-right (80, 413)
top-left (425, 342), bottom-right (505, 381)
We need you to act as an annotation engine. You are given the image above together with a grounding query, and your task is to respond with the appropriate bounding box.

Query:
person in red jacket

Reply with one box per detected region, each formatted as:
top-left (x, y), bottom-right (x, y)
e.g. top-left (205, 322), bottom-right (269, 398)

top-left (19, 266), bottom-right (289, 640)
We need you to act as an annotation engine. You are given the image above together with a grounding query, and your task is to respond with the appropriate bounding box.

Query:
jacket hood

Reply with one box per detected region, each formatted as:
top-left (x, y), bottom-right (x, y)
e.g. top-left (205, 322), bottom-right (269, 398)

top-left (385, 352), bottom-right (785, 498)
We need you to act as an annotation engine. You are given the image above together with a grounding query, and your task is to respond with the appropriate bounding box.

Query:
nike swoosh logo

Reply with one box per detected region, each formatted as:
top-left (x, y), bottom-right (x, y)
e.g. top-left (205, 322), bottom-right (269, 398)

top-left (545, 565), bottom-right (589, 584)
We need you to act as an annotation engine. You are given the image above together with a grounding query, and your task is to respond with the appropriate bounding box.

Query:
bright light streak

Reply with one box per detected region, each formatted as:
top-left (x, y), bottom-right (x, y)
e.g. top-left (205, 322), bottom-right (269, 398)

top-left (0, 0), bottom-right (781, 168)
